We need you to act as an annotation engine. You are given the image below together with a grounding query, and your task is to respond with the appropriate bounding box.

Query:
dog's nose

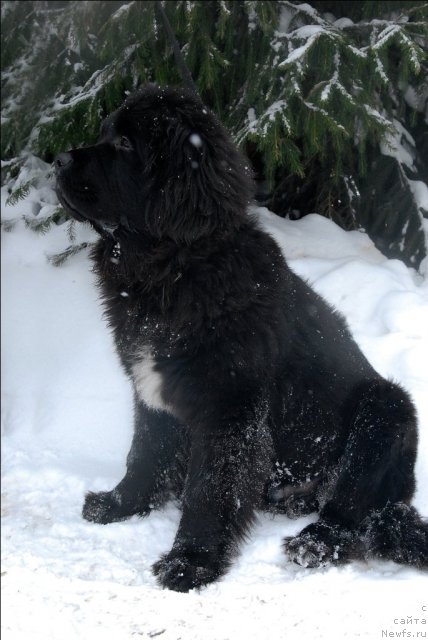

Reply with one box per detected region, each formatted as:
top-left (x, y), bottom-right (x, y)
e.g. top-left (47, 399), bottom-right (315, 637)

top-left (54, 152), bottom-right (73, 172)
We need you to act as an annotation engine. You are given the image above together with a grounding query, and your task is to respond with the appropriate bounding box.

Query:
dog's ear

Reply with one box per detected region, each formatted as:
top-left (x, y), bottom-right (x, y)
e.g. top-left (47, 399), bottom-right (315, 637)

top-left (144, 106), bottom-right (255, 243)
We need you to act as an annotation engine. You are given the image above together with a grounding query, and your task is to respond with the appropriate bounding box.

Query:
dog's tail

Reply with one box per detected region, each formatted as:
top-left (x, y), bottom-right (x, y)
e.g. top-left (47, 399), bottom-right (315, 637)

top-left (358, 502), bottom-right (428, 568)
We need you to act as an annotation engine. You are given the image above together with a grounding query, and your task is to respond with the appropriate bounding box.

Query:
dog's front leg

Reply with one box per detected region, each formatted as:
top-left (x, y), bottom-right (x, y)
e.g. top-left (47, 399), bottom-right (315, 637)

top-left (153, 399), bottom-right (271, 591)
top-left (83, 400), bottom-right (184, 524)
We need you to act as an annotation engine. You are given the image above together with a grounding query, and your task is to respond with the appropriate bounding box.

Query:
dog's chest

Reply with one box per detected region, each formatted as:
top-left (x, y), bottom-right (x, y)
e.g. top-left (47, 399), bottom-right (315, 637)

top-left (131, 349), bottom-right (169, 412)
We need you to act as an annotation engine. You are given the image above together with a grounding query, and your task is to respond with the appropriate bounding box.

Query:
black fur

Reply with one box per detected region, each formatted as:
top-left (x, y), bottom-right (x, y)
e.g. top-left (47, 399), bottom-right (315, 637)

top-left (55, 85), bottom-right (427, 591)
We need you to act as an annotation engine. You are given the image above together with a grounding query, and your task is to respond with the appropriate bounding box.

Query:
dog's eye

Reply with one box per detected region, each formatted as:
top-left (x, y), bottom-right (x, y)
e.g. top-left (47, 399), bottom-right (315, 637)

top-left (115, 136), bottom-right (133, 151)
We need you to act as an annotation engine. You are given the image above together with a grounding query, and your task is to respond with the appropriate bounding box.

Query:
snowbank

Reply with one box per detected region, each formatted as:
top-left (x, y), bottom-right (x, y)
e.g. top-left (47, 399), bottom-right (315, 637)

top-left (2, 191), bottom-right (427, 639)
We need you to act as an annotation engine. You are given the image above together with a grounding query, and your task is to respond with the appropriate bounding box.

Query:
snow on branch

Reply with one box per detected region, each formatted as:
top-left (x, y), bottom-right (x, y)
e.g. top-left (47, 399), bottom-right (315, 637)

top-left (397, 31), bottom-right (423, 73)
top-left (279, 27), bottom-right (326, 67)
top-left (238, 100), bottom-right (292, 141)
top-left (260, 100), bottom-right (292, 135)
top-left (363, 105), bottom-right (392, 128)
top-left (301, 99), bottom-right (347, 134)
top-left (111, 2), bottom-right (135, 21)
top-left (319, 51), bottom-right (355, 105)
top-left (279, 1), bottom-right (327, 30)
top-left (371, 24), bottom-right (401, 49)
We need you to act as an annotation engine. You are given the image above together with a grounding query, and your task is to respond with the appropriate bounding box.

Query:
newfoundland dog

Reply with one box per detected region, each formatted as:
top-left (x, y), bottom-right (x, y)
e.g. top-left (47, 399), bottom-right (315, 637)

top-left (55, 85), bottom-right (427, 591)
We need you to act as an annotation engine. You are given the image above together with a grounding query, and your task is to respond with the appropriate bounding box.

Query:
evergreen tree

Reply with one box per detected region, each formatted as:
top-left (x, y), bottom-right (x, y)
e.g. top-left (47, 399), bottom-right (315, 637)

top-left (1, 0), bottom-right (427, 267)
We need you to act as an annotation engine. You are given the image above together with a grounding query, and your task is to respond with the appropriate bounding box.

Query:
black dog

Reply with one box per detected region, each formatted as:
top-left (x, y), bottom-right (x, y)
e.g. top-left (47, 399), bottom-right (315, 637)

top-left (55, 85), bottom-right (427, 591)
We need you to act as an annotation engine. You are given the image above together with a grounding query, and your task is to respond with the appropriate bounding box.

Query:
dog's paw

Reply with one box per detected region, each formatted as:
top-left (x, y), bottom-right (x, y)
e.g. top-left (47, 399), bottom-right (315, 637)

top-left (82, 490), bottom-right (128, 524)
top-left (359, 503), bottom-right (428, 568)
top-left (283, 533), bottom-right (333, 568)
top-left (283, 521), bottom-right (353, 568)
top-left (152, 550), bottom-right (223, 592)
top-left (82, 489), bottom-right (147, 524)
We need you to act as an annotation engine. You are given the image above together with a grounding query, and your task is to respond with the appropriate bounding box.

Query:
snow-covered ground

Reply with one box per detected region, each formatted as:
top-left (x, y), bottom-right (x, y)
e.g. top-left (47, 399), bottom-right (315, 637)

top-left (2, 182), bottom-right (428, 640)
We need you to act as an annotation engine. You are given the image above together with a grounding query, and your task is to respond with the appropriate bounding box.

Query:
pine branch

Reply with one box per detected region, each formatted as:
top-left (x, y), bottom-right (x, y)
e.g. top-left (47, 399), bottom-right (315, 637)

top-left (67, 219), bottom-right (77, 242)
top-left (47, 242), bottom-right (92, 267)
top-left (5, 179), bottom-right (36, 206)
top-left (23, 207), bottom-right (65, 234)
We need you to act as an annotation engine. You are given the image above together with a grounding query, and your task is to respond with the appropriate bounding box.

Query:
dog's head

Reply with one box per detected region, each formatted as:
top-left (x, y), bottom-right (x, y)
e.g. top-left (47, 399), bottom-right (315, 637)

top-left (55, 85), bottom-right (253, 242)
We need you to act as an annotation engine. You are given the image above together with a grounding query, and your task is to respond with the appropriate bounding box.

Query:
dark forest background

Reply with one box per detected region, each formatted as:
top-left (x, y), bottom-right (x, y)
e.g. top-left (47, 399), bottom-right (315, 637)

top-left (2, 1), bottom-right (427, 267)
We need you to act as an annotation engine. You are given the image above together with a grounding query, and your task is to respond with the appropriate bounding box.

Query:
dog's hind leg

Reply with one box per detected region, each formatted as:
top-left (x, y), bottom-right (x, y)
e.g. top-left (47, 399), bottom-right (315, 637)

top-left (284, 379), bottom-right (428, 569)
top-left (83, 400), bottom-right (185, 524)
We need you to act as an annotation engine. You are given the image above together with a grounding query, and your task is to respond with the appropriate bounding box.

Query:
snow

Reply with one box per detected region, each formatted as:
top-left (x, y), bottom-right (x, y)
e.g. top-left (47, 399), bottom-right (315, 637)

top-left (372, 25), bottom-right (401, 50)
top-left (189, 133), bottom-right (202, 148)
top-left (279, 36), bottom-right (318, 66)
top-left (111, 2), bottom-right (134, 20)
top-left (2, 182), bottom-right (428, 639)
top-left (290, 25), bottom-right (325, 40)
top-left (319, 52), bottom-right (354, 104)
top-left (247, 107), bottom-right (256, 123)
top-left (380, 119), bottom-right (416, 168)
top-left (334, 18), bottom-right (354, 29)
top-left (408, 180), bottom-right (428, 214)
top-left (277, 4), bottom-right (295, 34)
top-left (404, 85), bottom-right (428, 119)
top-left (258, 100), bottom-right (291, 135)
